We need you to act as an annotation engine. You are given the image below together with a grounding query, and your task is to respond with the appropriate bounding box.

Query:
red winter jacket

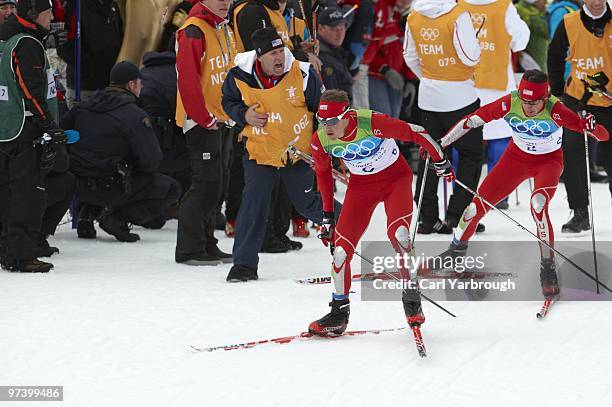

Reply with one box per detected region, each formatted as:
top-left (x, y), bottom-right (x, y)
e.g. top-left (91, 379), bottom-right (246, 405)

top-left (175, 2), bottom-right (226, 129)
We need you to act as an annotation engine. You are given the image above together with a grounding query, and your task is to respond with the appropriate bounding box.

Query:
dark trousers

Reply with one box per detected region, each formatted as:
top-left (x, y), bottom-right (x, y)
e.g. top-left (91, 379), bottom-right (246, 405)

top-left (561, 97), bottom-right (612, 209)
top-left (417, 100), bottom-right (484, 225)
top-left (233, 157), bottom-right (342, 269)
top-left (43, 171), bottom-right (77, 236)
top-left (78, 171), bottom-right (180, 228)
top-left (265, 180), bottom-right (293, 241)
top-left (175, 125), bottom-right (228, 257)
top-left (0, 121), bottom-right (45, 262)
top-left (226, 137), bottom-right (245, 222)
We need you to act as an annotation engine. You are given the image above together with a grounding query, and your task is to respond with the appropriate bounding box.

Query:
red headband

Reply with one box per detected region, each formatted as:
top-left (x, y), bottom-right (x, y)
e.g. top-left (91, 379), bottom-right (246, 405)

top-left (518, 78), bottom-right (550, 101)
top-left (317, 100), bottom-right (350, 119)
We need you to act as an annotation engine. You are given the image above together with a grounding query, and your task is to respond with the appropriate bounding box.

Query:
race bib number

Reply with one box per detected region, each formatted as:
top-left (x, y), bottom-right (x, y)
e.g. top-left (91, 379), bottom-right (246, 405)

top-left (46, 69), bottom-right (56, 99)
top-left (0, 85), bottom-right (8, 101)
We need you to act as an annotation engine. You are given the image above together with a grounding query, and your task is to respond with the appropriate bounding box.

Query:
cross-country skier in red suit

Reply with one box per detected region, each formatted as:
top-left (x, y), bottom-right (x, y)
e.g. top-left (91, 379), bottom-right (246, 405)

top-left (307, 89), bottom-right (452, 336)
top-left (437, 70), bottom-right (609, 300)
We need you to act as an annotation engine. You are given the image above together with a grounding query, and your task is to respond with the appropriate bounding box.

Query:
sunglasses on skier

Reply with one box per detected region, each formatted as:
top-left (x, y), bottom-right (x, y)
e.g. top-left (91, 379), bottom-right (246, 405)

top-left (519, 97), bottom-right (546, 106)
top-left (316, 109), bottom-right (349, 126)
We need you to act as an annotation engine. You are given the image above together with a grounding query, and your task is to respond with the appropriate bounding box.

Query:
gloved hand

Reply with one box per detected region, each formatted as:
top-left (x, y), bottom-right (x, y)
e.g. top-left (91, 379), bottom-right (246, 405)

top-left (581, 112), bottom-right (596, 132)
top-left (382, 67), bottom-right (405, 91)
top-left (318, 211), bottom-right (336, 254)
top-left (39, 128), bottom-right (66, 173)
top-left (440, 114), bottom-right (485, 148)
top-left (433, 158), bottom-right (455, 181)
top-left (45, 128), bottom-right (68, 145)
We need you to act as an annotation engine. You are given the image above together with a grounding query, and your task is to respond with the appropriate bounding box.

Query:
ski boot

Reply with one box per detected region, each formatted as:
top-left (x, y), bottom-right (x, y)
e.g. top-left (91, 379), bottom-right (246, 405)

top-left (309, 298), bottom-right (350, 336)
top-left (402, 289), bottom-right (425, 327)
top-left (540, 259), bottom-right (560, 299)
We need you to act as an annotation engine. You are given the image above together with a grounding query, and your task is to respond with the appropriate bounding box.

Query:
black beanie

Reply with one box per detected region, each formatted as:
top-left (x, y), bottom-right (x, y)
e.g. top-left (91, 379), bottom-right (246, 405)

top-left (17, 0), bottom-right (52, 18)
top-left (110, 61), bottom-right (142, 85)
top-left (251, 27), bottom-right (284, 57)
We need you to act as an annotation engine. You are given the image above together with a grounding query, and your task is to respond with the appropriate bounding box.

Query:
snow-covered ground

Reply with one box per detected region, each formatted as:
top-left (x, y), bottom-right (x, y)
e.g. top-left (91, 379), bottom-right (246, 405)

top-left (2, 178), bottom-right (612, 407)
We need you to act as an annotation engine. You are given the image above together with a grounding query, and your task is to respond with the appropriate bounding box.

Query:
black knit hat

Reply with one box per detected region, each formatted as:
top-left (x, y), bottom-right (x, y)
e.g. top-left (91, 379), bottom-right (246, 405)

top-left (17, 0), bottom-right (52, 19)
top-left (251, 27), bottom-right (284, 57)
top-left (110, 61), bottom-right (142, 85)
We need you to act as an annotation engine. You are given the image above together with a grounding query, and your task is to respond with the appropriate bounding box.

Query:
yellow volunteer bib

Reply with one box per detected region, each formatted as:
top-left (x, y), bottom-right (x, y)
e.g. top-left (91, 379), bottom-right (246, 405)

top-left (407, 6), bottom-right (475, 81)
top-left (564, 11), bottom-right (611, 107)
top-left (175, 17), bottom-right (236, 126)
top-left (233, 3), bottom-right (292, 53)
top-left (236, 60), bottom-right (313, 167)
top-left (459, 0), bottom-right (512, 90)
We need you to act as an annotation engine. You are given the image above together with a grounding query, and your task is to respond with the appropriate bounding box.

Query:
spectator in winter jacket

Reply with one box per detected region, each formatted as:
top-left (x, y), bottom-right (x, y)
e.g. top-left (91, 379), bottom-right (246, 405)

top-left (516, 0), bottom-right (549, 71)
top-left (364, 0), bottom-right (412, 118)
top-left (317, 8), bottom-right (354, 101)
top-left (0, 1), bottom-right (65, 273)
top-left (547, 0), bottom-right (581, 80)
top-left (63, 61), bottom-right (181, 243)
top-left (0, 0), bottom-right (16, 24)
top-left (140, 50), bottom-right (191, 203)
top-left (58, 0), bottom-right (123, 107)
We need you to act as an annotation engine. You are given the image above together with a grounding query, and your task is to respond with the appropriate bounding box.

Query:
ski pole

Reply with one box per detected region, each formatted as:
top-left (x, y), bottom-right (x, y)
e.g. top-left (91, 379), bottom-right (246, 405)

top-left (353, 250), bottom-right (457, 318)
top-left (411, 156), bottom-right (430, 244)
top-left (580, 111), bottom-right (600, 294)
top-left (453, 178), bottom-right (612, 295)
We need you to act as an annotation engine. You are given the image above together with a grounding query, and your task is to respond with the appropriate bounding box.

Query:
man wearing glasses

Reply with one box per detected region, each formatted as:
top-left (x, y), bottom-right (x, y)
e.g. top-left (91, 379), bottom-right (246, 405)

top-left (437, 70), bottom-right (608, 302)
top-left (308, 89), bottom-right (451, 336)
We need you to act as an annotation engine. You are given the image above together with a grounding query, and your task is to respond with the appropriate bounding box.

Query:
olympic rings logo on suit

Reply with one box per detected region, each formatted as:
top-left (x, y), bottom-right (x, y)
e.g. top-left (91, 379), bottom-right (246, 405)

top-left (470, 13), bottom-right (486, 26)
top-left (508, 117), bottom-right (553, 137)
top-left (330, 139), bottom-right (381, 160)
top-left (420, 28), bottom-right (440, 41)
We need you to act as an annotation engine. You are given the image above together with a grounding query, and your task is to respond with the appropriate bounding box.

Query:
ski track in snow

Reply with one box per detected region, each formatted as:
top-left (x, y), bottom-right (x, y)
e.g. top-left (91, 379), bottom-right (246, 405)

top-left (2, 179), bottom-right (612, 406)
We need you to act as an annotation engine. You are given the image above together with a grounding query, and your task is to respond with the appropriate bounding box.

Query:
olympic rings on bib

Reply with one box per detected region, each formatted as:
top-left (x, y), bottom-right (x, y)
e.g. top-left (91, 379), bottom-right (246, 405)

top-left (420, 28), bottom-right (440, 41)
top-left (330, 139), bottom-right (380, 161)
top-left (508, 117), bottom-right (552, 137)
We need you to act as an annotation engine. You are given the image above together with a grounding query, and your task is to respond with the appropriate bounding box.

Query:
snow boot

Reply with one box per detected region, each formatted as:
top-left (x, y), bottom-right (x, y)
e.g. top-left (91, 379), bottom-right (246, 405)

top-left (418, 220), bottom-right (451, 235)
top-left (540, 259), bottom-right (560, 299)
top-left (5, 258), bottom-right (54, 273)
top-left (176, 251), bottom-right (222, 266)
top-left (36, 235), bottom-right (59, 258)
top-left (309, 298), bottom-right (350, 336)
top-left (279, 234), bottom-right (303, 251)
top-left (206, 245), bottom-right (232, 264)
top-left (97, 211), bottom-right (140, 242)
top-left (226, 264), bottom-right (258, 282)
top-left (260, 236), bottom-right (291, 253)
top-left (562, 208), bottom-right (590, 233)
top-left (77, 204), bottom-right (98, 239)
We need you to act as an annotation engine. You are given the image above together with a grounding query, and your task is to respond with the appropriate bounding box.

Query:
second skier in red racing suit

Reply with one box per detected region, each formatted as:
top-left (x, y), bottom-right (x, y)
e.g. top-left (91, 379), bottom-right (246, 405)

top-left (307, 89), bottom-right (451, 337)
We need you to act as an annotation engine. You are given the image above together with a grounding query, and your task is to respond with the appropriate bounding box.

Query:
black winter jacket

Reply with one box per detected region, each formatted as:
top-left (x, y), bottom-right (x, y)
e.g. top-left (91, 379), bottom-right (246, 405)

top-left (57, 0), bottom-right (123, 91)
top-left (62, 87), bottom-right (162, 177)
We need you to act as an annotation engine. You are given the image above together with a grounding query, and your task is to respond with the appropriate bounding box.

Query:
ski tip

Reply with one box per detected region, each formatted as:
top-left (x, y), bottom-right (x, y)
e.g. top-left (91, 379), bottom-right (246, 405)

top-left (536, 313), bottom-right (543, 319)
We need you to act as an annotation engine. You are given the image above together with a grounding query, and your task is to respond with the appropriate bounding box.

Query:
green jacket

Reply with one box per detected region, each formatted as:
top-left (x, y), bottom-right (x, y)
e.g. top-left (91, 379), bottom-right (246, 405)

top-left (516, 0), bottom-right (550, 72)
